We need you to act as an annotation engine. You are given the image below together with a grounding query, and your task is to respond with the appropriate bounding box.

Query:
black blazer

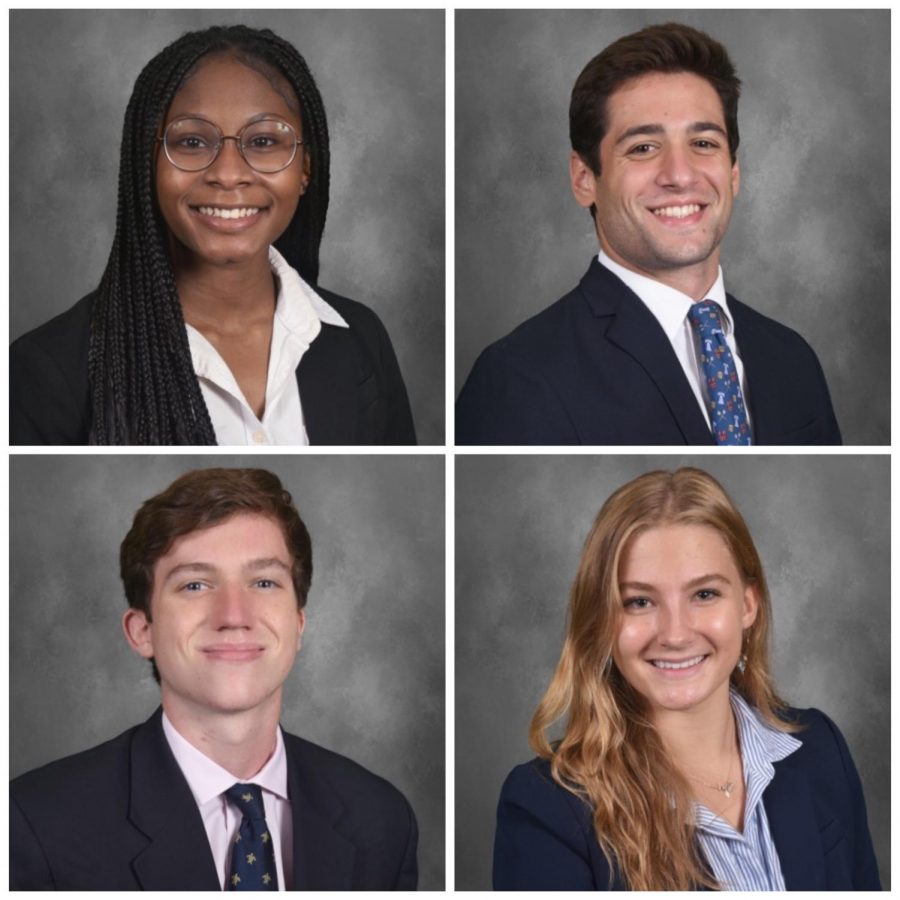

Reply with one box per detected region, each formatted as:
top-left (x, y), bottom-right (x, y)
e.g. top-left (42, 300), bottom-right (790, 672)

top-left (9, 288), bottom-right (416, 445)
top-left (493, 708), bottom-right (880, 890)
top-left (11, 708), bottom-right (418, 890)
top-left (457, 259), bottom-right (842, 445)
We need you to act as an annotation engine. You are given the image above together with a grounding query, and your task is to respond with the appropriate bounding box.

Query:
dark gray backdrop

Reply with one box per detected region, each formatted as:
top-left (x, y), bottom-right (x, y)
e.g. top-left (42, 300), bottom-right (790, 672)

top-left (10, 455), bottom-right (445, 889)
top-left (456, 455), bottom-right (890, 889)
top-left (455, 10), bottom-right (890, 445)
top-left (9, 10), bottom-right (444, 445)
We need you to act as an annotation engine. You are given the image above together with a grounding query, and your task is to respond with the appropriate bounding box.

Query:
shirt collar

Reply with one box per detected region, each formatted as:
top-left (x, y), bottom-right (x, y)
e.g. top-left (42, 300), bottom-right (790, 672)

top-left (694, 690), bottom-right (801, 835)
top-left (267, 245), bottom-right (348, 331)
top-left (597, 249), bottom-right (734, 338)
top-left (161, 711), bottom-right (290, 806)
top-left (186, 245), bottom-right (348, 382)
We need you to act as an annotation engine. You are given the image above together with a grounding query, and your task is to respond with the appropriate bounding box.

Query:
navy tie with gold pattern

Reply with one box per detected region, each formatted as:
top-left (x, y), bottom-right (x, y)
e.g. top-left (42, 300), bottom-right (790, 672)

top-left (225, 783), bottom-right (278, 890)
top-left (688, 300), bottom-right (752, 446)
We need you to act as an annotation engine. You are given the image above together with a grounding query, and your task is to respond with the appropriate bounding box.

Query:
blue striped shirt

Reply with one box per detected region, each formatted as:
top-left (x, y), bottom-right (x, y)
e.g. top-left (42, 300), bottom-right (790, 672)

top-left (694, 691), bottom-right (801, 890)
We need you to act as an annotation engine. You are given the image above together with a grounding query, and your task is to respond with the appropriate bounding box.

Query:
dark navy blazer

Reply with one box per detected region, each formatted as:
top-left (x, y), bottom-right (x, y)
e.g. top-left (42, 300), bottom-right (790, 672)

top-left (457, 259), bottom-right (842, 446)
top-left (11, 708), bottom-right (418, 890)
top-left (494, 708), bottom-right (880, 890)
top-left (10, 287), bottom-right (416, 446)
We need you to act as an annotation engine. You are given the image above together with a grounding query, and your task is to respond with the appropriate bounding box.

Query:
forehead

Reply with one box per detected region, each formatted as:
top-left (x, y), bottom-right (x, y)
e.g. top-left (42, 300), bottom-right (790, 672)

top-left (620, 523), bottom-right (737, 580)
top-left (154, 512), bottom-right (291, 571)
top-left (605, 71), bottom-right (726, 135)
top-left (165, 53), bottom-right (300, 127)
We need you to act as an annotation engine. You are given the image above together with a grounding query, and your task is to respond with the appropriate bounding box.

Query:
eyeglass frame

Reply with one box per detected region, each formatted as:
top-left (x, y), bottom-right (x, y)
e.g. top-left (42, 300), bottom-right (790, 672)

top-left (157, 115), bottom-right (306, 174)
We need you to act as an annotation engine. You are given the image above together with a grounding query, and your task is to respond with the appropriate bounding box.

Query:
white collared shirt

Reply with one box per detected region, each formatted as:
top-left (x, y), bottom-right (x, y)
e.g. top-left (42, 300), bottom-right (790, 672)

top-left (161, 712), bottom-right (293, 890)
top-left (186, 246), bottom-right (349, 446)
top-left (598, 250), bottom-right (752, 433)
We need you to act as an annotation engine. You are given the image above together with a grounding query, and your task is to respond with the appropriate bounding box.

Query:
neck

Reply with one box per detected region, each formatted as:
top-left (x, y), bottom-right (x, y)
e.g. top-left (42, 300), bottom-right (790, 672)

top-left (652, 687), bottom-right (737, 775)
top-left (161, 690), bottom-right (282, 780)
top-left (173, 248), bottom-right (277, 335)
top-left (599, 241), bottom-right (720, 301)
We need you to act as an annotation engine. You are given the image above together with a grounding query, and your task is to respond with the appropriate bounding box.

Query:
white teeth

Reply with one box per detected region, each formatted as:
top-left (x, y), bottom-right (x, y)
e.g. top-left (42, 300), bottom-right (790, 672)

top-left (652, 655), bottom-right (705, 670)
top-left (652, 204), bottom-right (701, 219)
top-left (196, 207), bottom-right (261, 219)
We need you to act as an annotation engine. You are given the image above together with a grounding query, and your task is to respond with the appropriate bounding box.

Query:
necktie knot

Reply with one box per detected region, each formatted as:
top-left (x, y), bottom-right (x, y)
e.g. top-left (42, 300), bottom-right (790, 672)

top-left (225, 783), bottom-right (267, 821)
top-left (688, 299), bottom-right (726, 338)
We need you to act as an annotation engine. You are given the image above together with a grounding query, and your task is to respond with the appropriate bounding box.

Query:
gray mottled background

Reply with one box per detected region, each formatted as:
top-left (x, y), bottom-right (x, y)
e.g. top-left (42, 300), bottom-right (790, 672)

top-left (455, 10), bottom-right (890, 445)
top-left (9, 10), bottom-right (444, 445)
top-left (456, 455), bottom-right (890, 889)
top-left (10, 455), bottom-right (445, 889)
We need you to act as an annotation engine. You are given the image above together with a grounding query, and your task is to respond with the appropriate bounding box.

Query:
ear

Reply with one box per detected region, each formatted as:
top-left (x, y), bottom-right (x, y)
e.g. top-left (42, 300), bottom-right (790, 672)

top-left (122, 608), bottom-right (155, 660)
top-left (299, 152), bottom-right (311, 194)
top-left (570, 151), bottom-right (599, 209)
top-left (295, 608), bottom-right (306, 651)
top-left (741, 581), bottom-right (759, 629)
top-left (730, 157), bottom-right (740, 199)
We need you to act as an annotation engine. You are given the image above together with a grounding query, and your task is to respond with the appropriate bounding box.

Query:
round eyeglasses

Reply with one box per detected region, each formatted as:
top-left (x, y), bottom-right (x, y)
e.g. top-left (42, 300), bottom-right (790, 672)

top-left (159, 116), bottom-right (305, 173)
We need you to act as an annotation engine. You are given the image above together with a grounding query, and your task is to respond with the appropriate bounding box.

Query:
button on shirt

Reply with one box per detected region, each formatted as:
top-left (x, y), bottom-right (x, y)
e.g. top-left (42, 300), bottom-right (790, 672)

top-left (186, 246), bottom-right (349, 446)
top-left (597, 251), bottom-right (753, 434)
top-left (695, 691), bottom-right (802, 891)
top-left (161, 712), bottom-right (293, 891)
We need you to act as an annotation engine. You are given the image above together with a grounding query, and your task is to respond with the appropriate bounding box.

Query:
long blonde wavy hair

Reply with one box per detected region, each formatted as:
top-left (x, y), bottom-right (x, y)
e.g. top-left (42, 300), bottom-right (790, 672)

top-left (530, 467), bottom-right (797, 890)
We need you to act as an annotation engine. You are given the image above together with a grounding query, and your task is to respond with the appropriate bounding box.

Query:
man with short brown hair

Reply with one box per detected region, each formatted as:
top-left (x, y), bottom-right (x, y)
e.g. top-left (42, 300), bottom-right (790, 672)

top-left (11, 468), bottom-right (418, 890)
top-left (457, 23), bottom-right (841, 446)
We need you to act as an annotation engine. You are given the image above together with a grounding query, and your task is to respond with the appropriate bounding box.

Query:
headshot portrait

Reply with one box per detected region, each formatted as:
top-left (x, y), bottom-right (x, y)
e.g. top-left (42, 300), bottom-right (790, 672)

top-left (10, 455), bottom-right (445, 889)
top-left (455, 10), bottom-right (889, 446)
top-left (455, 454), bottom-right (889, 889)
top-left (10, 9), bottom-right (444, 446)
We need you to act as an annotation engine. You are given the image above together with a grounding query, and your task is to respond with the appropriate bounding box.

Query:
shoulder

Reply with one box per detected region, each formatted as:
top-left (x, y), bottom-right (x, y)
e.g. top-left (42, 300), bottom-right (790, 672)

top-left (498, 757), bottom-right (592, 834)
top-left (728, 294), bottom-right (823, 359)
top-left (282, 730), bottom-right (414, 823)
top-left (10, 292), bottom-right (95, 360)
top-left (10, 293), bottom-right (95, 444)
top-left (780, 706), bottom-right (854, 765)
top-left (11, 721), bottom-right (138, 813)
top-left (315, 285), bottom-right (391, 343)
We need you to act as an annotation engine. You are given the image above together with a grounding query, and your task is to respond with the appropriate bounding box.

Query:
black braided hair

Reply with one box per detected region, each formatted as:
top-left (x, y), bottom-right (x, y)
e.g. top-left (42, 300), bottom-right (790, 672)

top-left (88, 25), bottom-right (331, 444)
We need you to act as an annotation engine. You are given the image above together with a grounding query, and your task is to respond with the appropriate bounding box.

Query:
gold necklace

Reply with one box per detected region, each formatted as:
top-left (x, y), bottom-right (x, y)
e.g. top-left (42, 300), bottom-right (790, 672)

top-left (686, 742), bottom-right (738, 799)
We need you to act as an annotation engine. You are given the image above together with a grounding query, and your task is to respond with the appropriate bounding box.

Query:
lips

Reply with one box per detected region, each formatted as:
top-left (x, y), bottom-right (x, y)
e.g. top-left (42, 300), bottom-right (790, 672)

top-left (189, 204), bottom-right (268, 231)
top-left (202, 644), bottom-right (265, 662)
top-left (649, 654), bottom-right (708, 675)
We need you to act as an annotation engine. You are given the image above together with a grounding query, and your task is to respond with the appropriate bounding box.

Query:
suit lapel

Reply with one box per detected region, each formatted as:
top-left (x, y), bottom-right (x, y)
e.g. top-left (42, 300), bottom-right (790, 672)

top-left (729, 297), bottom-right (782, 443)
top-left (285, 736), bottom-right (357, 889)
top-left (579, 261), bottom-right (714, 444)
top-left (297, 325), bottom-right (360, 444)
top-left (763, 758), bottom-right (827, 890)
top-left (127, 709), bottom-right (221, 890)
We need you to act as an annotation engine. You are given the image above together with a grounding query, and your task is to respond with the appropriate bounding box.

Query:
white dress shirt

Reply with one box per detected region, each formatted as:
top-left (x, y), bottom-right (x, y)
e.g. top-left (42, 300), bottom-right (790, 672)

top-left (598, 250), bottom-right (752, 432)
top-left (161, 712), bottom-right (293, 891)
top-left (186, 246), bottom-right (349, 446)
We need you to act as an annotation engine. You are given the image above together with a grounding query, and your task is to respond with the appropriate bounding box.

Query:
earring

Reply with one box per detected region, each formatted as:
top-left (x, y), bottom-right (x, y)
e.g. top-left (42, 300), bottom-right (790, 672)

top-left (736, 654), bottom-right (747, 674)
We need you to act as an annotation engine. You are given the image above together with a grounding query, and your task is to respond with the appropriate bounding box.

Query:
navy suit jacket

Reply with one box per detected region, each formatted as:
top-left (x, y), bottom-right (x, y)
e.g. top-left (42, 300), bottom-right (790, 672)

top-left (11, 709), bottom-right (418, 890)
top-left (10, 287), bottom-right (416, 446)
top-left (493, 708), bottom-right (880, 890)
top-left (457, 260), bottom-right (842, 445)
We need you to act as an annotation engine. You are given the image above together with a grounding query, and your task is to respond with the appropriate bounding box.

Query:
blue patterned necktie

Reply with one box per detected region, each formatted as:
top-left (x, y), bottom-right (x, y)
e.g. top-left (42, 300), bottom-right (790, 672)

top-left (687, 300), bottom-right (752, 446)
top-left (225, 783), bottom-right (278, 891)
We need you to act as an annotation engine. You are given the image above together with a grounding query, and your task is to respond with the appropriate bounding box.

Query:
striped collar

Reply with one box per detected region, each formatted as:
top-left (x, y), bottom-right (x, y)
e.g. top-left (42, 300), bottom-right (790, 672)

top-left (696, 690), bottom-right (801, 836)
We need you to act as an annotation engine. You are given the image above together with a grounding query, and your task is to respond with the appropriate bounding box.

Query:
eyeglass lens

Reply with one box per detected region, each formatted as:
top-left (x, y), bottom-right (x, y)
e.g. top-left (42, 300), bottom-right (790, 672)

top-left (164, 118), bottom-right (298, 173)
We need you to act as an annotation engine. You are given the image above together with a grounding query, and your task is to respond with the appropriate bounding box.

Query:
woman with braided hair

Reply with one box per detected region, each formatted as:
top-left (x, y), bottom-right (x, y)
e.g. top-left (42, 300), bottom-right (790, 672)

top-left (11, 24), bottom-right (416, 445)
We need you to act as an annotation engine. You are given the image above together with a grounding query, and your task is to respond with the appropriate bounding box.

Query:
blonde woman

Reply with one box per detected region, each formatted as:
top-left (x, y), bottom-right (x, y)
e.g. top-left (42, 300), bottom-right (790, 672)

top-left (494, 468), bottom-right (879, 890)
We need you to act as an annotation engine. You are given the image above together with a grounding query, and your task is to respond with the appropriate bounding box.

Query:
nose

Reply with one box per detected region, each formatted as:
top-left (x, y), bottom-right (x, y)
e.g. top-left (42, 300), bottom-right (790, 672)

top-left (655, 143), bottom-right (698, 191)
top-left (657, 599), bottom-right (694, 647)
top-left (203, 136), bottom-right (254, 188)
top-left (212, 582), bottom-right (254, 630)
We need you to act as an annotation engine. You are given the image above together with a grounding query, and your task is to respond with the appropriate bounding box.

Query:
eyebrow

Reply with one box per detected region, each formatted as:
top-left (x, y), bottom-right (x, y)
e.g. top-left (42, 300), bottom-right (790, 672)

top-left (619, 572), bottom-right (732, 592)
top-left (162, 557), bottom-right (292, 584)
top-left (614, 121), bottom-right (727, 147)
